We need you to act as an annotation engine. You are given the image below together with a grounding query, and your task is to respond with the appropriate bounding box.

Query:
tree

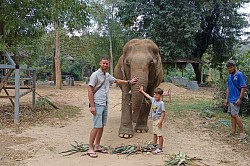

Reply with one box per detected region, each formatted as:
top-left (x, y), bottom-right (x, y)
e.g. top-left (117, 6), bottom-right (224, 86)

top-left (41, 0), bottom-right (91, 89)
top-left (93, 0), bottom-right (127, 76)
top-left (118, 0), bottom-right (250, 83)
top-left (0, 0), bottom-right (92, 89)
top-left (0, 0), bottom-right (45, 54)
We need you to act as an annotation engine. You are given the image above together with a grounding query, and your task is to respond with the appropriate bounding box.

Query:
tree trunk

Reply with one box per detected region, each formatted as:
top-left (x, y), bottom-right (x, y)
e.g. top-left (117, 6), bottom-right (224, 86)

top-left (109, 33), bottom-right (113, 76)
top-left (108, 5), bottom-right (114, 76)
top-left (207, 65), bottom-right (212, 81)
top-left (0, 0), bottom-right (4, 73)
top-left (52, 49), bottom-right (56, 83)
top-left (54, 20), bottom-right (62, 89)
top-left (218, 66), bottom-right (223, 80)
top-left (192, 63), bottom-right (201, 83)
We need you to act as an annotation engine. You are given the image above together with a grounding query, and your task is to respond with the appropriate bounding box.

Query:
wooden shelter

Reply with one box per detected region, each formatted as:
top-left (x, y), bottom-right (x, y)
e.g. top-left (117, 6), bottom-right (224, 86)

top-left (162, 57), bottom-right (206, 83)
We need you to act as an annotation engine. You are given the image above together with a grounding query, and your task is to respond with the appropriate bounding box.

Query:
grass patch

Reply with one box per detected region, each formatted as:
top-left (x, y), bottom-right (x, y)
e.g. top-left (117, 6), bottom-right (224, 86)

top-left (53, 105), bottom-right (81, 119)
top-left (166, 97), bottom-right (213, 114)
top-left (166, 96), bottom-right (250, 141)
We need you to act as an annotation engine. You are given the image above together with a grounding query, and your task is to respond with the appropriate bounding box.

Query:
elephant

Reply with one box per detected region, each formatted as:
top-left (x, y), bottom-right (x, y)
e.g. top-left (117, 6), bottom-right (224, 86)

top-left (114, 39), bottom-right (163, 139)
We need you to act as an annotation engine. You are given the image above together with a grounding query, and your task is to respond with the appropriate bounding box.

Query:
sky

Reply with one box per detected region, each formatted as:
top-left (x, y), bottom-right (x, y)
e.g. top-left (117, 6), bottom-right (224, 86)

top-left (238, 3), bottom-right (250, 40)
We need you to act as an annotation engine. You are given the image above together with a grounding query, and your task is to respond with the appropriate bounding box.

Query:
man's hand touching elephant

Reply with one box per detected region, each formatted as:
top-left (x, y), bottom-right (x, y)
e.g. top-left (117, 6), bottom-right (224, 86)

top-left (129, 76), bottom-right (138, 85)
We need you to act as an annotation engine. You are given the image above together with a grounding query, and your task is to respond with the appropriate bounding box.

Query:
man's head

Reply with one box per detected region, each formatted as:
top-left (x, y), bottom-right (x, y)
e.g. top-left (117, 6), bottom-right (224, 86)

top-left (226, 60), bottom-right (236, 74)
top-left (153, 88), bottom-right (164, 101)
top-left (99, 57), bottom-right (110, 71)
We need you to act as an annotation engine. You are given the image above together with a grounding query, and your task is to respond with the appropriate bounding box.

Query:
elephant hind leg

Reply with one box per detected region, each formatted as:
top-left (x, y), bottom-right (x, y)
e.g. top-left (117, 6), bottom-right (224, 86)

top-left (134, 102), bottom-right (150, 133)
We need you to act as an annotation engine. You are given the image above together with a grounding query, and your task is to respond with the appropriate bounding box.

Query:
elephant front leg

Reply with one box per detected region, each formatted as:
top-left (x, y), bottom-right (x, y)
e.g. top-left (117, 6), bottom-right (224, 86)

top-left (119, 90), bottom-right (133, 139)
top-left (134, 101), bottom-right (150, 133)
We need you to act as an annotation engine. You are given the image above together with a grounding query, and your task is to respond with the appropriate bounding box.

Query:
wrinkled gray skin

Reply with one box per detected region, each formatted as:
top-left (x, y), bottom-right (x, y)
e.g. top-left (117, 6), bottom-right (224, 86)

top-left (114, 39), bottom-right (163, 139)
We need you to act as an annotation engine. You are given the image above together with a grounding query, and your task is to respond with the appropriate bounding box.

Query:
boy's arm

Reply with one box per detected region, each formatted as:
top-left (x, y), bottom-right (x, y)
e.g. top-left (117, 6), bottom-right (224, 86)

top-left (140, 90), bottom-right (151, 99)
top-left (157, 111), bottom-right (165, 128)
top-left (138, 86), bottom-right (151, 99)
top-left (158, 102), bottom-right (166, 125)
top-left (159, 111), bottom-right (165, 123)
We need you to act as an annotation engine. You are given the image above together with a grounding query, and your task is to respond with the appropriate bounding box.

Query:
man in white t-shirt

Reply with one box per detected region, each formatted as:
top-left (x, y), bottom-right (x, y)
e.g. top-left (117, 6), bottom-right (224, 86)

top-left (87, 57), bottom-right (138, 158)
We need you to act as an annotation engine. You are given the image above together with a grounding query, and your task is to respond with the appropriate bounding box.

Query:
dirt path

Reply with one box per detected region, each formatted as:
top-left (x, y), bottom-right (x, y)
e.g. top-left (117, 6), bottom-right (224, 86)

top-left (1, 83), bottom-right (250, 166)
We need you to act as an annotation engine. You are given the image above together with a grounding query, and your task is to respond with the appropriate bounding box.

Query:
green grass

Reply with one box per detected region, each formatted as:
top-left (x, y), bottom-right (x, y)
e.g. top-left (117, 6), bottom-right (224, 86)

top-left (166, 96), bottom-right (250, 141)
top-left (166, 98), bottom-right (213, 113)
top-left (53, 105), bottom-right (81, 119)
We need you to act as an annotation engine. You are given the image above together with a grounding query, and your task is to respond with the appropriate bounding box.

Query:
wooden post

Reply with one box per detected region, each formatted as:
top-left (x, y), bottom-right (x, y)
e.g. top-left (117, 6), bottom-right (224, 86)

top-left (32, 70), bottom-right (36, 106)
top-left (14, 65), bottom-right (20, 124)
top-left (201, 64), bottom-right (204, 84)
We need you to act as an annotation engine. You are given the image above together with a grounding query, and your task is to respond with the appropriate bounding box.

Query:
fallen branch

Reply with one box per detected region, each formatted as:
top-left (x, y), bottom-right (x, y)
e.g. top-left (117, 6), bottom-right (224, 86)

top-left (25, 85), bottom-right (59, 109)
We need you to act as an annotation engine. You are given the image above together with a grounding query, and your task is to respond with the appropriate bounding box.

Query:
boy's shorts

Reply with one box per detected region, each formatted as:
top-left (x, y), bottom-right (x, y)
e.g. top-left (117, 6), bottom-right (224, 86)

top-left (228, 103), bottom-right (240, 116)
top-left (93, 104), bottom-right (108, 128)
top-left (153, 119), bottom-right (163, 136)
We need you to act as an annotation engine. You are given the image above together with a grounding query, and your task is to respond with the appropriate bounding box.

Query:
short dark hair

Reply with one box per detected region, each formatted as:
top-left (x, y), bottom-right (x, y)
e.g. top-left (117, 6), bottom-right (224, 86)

top-left (154, 88), bottom-right (163, 95)
top-left (226, 60), bottom-right (236, 67)
top-left (100, 57), bottom-right (110, 61)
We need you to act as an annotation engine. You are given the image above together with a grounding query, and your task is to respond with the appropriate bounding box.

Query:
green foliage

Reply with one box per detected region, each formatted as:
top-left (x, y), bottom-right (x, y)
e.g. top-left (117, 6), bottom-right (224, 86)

top-left (167, 64), bottom-right (196, 81)
top-left (36, 96), bottom-right (51, 110)
top-left (119, 0), bottom-right (199, 59)
top-left (118, 0), bottom-right (250, 82)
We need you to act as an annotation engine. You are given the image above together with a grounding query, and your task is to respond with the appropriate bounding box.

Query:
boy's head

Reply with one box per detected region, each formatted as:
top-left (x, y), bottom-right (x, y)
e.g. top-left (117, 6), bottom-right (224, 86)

top-left (154, 88), bottom-right (164, 101)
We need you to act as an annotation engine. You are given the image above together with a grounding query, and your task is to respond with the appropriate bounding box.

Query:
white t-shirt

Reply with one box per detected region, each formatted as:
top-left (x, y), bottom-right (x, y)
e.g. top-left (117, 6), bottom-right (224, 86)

top-left (149, 97), bottom-right (165, 120)
top-left (88, 69), bottom-right (116, 106)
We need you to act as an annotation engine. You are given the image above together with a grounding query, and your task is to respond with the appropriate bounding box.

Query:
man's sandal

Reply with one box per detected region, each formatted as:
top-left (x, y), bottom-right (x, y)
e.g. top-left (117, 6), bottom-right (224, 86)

top-left (87, 152), bottom-right (98, 158)
top-left (94, 148), bottom-right (108, 153)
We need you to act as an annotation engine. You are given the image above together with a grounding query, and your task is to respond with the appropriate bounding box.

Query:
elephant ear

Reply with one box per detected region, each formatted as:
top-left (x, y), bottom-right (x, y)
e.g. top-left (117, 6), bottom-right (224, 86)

top-left (155, 53), bottom-right (163, 80)
top-left (115, 55), bottom-right (125, 80)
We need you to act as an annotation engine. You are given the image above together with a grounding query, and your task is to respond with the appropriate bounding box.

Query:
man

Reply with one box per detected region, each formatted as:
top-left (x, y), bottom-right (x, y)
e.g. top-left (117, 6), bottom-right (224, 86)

top-left (87, 57), bottom-right (138, 158)
top-left (225, 60), bottom-right (247, 140)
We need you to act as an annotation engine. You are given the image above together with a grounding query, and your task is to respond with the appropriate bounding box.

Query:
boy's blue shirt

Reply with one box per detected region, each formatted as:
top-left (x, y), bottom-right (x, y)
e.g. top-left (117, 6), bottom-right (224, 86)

top-left (227, 71), bottom-right (246, 103)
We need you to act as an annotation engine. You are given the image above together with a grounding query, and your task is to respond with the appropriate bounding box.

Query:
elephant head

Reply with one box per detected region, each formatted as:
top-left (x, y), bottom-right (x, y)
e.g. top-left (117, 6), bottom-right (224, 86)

top-left (117, 39), bottom-right (163, 122)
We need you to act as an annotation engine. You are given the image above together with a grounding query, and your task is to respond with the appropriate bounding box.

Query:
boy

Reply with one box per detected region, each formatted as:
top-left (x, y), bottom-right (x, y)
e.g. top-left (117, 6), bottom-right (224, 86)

top-left (138, 86), bottom-right (166, 154)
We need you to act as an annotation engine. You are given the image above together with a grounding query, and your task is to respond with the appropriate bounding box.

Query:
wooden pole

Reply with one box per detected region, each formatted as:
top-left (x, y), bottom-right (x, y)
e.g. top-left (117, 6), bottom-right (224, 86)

top-left (32, 70), bottom-right (36, 106)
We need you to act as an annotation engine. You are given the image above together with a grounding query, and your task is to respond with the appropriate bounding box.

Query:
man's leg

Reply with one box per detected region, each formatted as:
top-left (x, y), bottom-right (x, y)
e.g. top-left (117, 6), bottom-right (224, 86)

top-left (235, 115), bottom-right (244, 134)
top-left (88, 128), bottom-right (98, 153)
top-left (94, 127), bottom-right (104, 150)
top-left (94, 105), bottom-right (107, 151)
top-left (231, 115), bottom-right (236, 135)
top-left (88, 105), bottom-right (103, 156)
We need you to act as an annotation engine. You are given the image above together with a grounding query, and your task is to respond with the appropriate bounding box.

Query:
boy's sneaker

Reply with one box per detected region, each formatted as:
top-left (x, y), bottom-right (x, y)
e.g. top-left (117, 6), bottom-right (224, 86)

top-left (152, 148), bottom-right (163, 155)
top-left (237, 133), bottom-right (247, 140)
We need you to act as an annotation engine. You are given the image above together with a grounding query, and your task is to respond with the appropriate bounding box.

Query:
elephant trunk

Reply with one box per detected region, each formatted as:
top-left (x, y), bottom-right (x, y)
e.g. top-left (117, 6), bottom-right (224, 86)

top-left (131, 73), bottom-right (148, 123)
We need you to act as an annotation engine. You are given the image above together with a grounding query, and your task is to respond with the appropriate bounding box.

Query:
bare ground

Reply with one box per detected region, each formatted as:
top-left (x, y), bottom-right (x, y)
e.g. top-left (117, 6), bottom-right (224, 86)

top-left (0, 82), bottom-right (250, 166)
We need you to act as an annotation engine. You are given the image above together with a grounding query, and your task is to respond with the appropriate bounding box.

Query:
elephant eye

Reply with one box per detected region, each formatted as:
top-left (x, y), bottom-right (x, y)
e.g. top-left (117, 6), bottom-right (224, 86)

top-left (125, 60), bottom-right (130, 66)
